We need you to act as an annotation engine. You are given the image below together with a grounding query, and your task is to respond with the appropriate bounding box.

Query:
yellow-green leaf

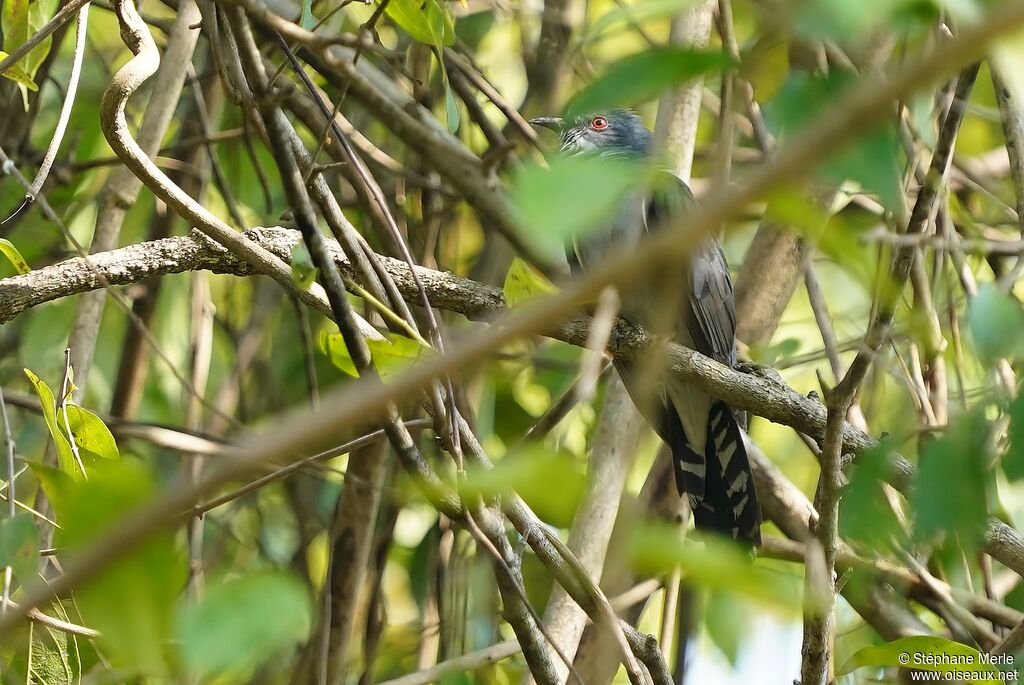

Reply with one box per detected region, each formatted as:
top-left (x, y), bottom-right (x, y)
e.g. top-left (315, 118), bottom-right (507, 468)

top-left (0, 513), bottom-right (39, 587)
top-left (23, 0), bottom-right (58, 78)
top-left (59, 459), bottom-right (186, 676)
top-left (383, 0), bottom-right (454, 47)
top-left (1, 0), bottom-right (30, 55)
top-left (176, 571), bottom-right (312, 677)
top-left (321, 332), bottom-right (429, 378)
top-left (838, 636), bottom-right (1003, 683)
top-left (0, 52), bottom-right (38, 91)
top-left (629, 523), bottom-right (801, 612)
top-left (23, 368), bottom-right (79, 479)
top-left (62, 405), bottom-right (119, 462)
top-left (0, 238), bottom-right (30, 274)
top-left (503, 258), bottom-right (557, 307)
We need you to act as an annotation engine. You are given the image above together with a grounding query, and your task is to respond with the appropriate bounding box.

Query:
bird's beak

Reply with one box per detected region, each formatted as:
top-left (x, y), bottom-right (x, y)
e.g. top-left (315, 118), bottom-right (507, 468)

top-left (528, 116), bottom-right (563, 131)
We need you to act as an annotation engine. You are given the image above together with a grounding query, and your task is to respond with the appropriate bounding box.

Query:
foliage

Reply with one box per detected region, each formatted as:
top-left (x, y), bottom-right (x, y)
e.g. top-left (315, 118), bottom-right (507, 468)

top-left (1, 0), bottom-right (1024, 683)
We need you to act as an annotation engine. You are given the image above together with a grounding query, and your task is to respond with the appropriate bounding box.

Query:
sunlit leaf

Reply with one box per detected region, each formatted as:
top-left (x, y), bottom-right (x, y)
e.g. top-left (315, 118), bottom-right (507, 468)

top-left (59, 459), bottom-right (185, 676)
top-left (383, 0), bottom-right (455, 47)
top-left (460, 447), bottom-right (585, 527)
top-left (583, 0), bottom-right (696, 44)
top-left (321, 331), bottom-right (429, 378)
top-left (177, 571), bottom-right (312, 677)
top-left (740, 37), bottom-right (789, 103)
top-left (1, 0), bottom-right (30, 57)
top-left (510, 155), bottom-right (650, 258)
top-left (0, 51), bottom-right (37, 91)
top-left (0, 513), bottom-right (38, 587)
top-left (511, 366), bottom-right (551, 417)
top-left (968, 284), bottom-right (1024, 363)
top-left (629, 524), bottom-right (800, 611)
top-left (503, 258), bottom-right (557, 307)
top-left (23, 0), bottom-right (58, 78)
top-left (28, 622), bottom-right (78, 685)
top-left (565, 48), bottom-right (732, 116)
top-left (912, 410), bottom-right (989, 549)
top-left (23, 368), bottom-right (79, 479)
top-left (0, 238), bottom-right (31, 273)
top-left (62, 405), bottom-right (119, 462)
top-left (839, 636), bottom-right (1002, 683)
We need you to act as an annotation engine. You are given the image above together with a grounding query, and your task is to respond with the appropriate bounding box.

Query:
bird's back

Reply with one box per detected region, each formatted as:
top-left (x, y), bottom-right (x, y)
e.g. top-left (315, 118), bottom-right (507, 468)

top-left (568, 170), bottom-right (762, 545)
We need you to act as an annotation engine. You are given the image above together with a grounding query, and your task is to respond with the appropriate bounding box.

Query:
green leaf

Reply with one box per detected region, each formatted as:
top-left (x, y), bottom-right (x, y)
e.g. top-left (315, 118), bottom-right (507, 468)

top-left (62, 405), bottom-right (119, 462)
top-left (58, 459), bottom-right (185, 676)
top-left (0, 513), bottom-right (39, 587)
top-left (29, 621), bottom-right (78, 685)
top-left (968, 284), bottom-right (1024, 363)
top-left (0, 238), bottom-right (31, 274)
top-left (299, 0), bottom-right (316, 29)
top-left (23, 0), bottom-right (58, 79)
top-left (0, 0), bottom-right (56, 95)
top-left (320, 330), bottom-right (357, 376)
top-left (629, 523), bottom-right (801, 611)
top-left (583, 0), bottom-right (696, 44)
top-left (793, 0), bottom-right (913, 42)
top-left (510, 155), bottom-right (651, 258)
top-left (383, 0), bottom-right (455, 47)
top-left (460, 447), bottom-right (585, 527)
top-left (25, 460), bottom-right (74, 522)
top-left (0, 51), bottom-right (37, 91)
top-left (176, 571), bottom-right (312, 677)
top-left (739, 37), bottom-right (789, 103)
top-left (444, 76), bottom-right (460, 134)
top-left (1, 0), bottom-right (30, 56)
top-left (838, 636), bottom-right (1002, 683)
top-left (565, 48), bottom-right (732, 116)
top-left (290, 243), bottom-right (318, 290)
top-left (748, 337), bottom-right (800, 366)
top-left (321, 332), bottom-right (429, 378)
top-left (503, 258), bottom-right (557, 307)
top-left (23, 369), bottom-right (79, 479)
top-left (912, 410), bottom-right (989, 550)
top-left (703, 590), bottom-right (748, 665)
top-left (840, 444), bottom-right (903, 548)
top-left (766, 73), bottom-right (903, 213)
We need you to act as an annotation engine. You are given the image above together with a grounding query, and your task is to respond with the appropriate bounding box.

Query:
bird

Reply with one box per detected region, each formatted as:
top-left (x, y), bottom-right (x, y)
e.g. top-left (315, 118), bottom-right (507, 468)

top-left (529, 109), bottom-right (762, 546)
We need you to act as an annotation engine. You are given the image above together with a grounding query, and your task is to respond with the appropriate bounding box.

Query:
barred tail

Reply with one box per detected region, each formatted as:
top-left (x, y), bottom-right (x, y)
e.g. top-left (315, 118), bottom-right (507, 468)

top-left (659, 397), bottom-right (761, 547)
top-left (694, 402), bottom-right (761, 546)
top-left (614, 361), bottom-right (762, 546)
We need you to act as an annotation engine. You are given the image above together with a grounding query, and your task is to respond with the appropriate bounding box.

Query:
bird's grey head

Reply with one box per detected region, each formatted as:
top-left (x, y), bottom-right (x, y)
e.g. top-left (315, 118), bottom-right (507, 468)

top-left (529, 109), bottom-right (652, 158)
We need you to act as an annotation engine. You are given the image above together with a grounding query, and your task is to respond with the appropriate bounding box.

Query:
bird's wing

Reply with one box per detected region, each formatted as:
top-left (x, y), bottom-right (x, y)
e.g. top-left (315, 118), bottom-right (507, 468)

top-left (644, 172), bottom-right (737, 366)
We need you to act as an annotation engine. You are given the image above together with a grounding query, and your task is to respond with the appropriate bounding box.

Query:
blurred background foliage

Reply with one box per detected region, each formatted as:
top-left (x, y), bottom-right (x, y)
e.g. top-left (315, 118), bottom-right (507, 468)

top-left (2, 0), bottom-right (1024, 682)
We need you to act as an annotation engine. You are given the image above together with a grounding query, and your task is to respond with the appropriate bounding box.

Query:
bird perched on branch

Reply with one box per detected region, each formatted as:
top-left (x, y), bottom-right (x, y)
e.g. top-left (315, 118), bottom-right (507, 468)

top-left (530, 109), bottom-right (762, 546)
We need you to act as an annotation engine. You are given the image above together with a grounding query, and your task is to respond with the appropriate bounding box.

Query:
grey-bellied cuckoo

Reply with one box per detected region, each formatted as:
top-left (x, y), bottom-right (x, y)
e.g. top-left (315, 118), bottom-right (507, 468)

top-left (530, 109), bottom-right (762, 546)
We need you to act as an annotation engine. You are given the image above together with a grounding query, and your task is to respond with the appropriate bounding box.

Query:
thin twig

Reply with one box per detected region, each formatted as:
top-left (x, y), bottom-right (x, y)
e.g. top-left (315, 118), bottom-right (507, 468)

top-left (0, 387), bottom-right (15, 612)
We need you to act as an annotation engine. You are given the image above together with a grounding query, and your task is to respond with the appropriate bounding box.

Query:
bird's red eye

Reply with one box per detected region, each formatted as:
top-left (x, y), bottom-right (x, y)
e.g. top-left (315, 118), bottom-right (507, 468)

top-left (591, 116), bottom-right (609, 130)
